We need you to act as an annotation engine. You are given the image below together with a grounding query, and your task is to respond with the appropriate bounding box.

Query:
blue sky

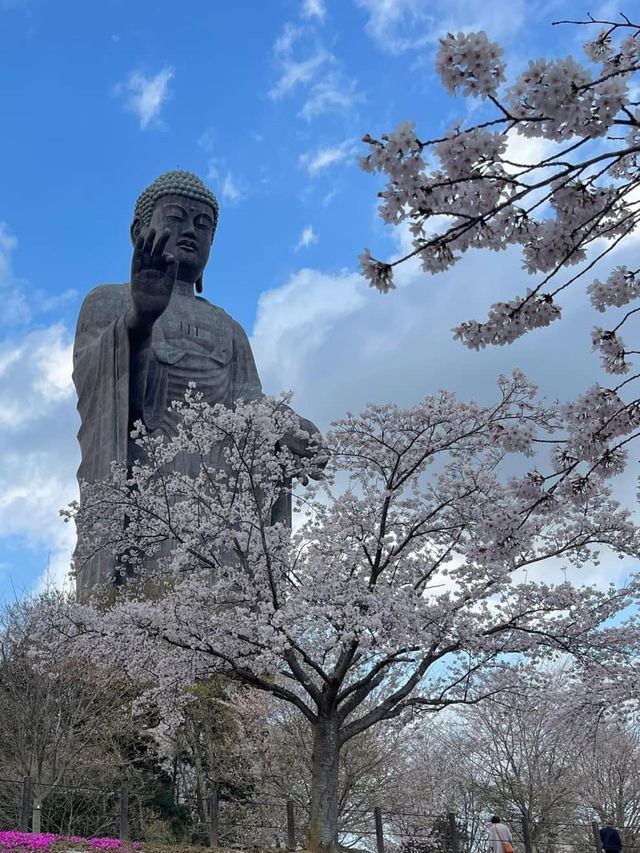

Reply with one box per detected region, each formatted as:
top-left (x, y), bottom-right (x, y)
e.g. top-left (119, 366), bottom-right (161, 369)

top-left (0, 0), bottom-right (637, 599)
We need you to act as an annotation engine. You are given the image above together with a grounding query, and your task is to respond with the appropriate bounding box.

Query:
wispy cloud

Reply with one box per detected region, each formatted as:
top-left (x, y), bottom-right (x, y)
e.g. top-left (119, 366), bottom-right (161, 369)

top-left (299, 139), bottom-right (358, 175)
top-left (0, 223), bottom-right (17, 282)
top-left (0, 321), bottom-right (78, 591)
top-left (0, 224), bottom-right (78, 330)
top-left (269, 39), bottom-right (331, 100)
top-left (252, 267), bottom-right (366, 391)
top-left (206, 159), bottom-right (247, 205)
top-left (295, 225), bottom-right (319, 250)
top-left (222, 173), bottom-right (246, 204)
top-left (0, 223), bottom-right (30, 326)
top-left (355, 0), bottom-right (527, 54)
top-left (268, 18), bottom-right (359, 118)
top-left (198, 128), bottom-right (217, 154)
top-left (115, 66), bottom-right (174, 129)
top-left (0, 324), bottom-right (74, 428)
top-left (301, 0), bottom-right (326, 21)
top-left (299, 72), bottom-right (360, 121)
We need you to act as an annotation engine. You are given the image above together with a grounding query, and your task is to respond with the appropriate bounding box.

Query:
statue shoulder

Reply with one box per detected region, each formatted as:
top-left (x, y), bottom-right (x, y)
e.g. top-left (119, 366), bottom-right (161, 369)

top-left (76, 284), bottom-right (131, 331)
top-left (80, 283), bottom-right (130, 310)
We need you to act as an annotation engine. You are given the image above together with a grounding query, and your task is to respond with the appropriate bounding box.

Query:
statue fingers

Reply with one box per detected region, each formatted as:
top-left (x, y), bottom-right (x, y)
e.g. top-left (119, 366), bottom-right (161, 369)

top-left (131, 233), bottom-right (145, 273)
top-left (141, 227), bottom-right (157, 264)
top-left (151, 229), bottom-right (172, 267)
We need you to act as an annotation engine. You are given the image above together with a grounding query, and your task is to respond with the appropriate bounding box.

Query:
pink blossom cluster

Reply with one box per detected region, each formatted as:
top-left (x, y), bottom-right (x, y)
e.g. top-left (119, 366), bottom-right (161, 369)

top-left (584, 29), bottom-right (640, 70)
top-left (453, 291), bottom-right (561, 349)
top-left (587, 266), bottom-right (640, 312)
top-left (433, 127), bottom-right (507, 179)
top-left (505, 56), bottom-right (627, 140)
top-left (359, 249), bottom-right (395, 292)
top-left (360, 16), bottom-right (640, 393)
top-left (591, 327), bottom-right (629, 374)
top-left (435, 31), bottom-right (506, 98)
top-left (42, 380), bottom-right (640, 766)
top-left (561, 385), bottom-right (640, 475)
top-left (0, 833), bottom-right (141, 852)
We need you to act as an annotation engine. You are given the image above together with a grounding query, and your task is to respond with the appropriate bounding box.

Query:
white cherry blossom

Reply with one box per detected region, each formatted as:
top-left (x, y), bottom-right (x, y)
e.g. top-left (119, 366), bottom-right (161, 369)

top-left (42, 380), bottom-right (640, 853)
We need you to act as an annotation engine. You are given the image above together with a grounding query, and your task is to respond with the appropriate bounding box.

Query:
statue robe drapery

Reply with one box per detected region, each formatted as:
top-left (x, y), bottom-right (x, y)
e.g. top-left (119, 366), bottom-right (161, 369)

top-left (72, 282), bottom-right (265, 593)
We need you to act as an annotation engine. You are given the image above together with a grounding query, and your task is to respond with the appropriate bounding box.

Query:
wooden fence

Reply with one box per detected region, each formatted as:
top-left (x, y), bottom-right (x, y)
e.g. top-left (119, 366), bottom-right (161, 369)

top-left (3, 775), bottom-right (632, 852)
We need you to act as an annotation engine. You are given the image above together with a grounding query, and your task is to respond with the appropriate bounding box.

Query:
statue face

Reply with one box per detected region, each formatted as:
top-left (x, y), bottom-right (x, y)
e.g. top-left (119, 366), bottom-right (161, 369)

top-left (147, 193), bottom-right (216, 284)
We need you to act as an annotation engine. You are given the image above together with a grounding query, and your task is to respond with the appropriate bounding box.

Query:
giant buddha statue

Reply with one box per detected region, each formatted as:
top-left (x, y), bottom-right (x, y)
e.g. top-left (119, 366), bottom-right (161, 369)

top-left (73, 170), bottom-right (320, 593)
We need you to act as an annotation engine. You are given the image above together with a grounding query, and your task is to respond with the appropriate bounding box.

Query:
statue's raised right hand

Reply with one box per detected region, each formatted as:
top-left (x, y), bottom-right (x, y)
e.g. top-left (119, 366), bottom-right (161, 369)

top-left (128, 228), bottom-right (178, 336)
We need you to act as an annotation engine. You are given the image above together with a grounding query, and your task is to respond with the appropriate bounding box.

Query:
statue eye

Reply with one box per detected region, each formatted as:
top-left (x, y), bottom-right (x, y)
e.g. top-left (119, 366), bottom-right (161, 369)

top-left (195, 215), bottom-right (214, 230)
top-left (164, 205), bottom-right (186, 222)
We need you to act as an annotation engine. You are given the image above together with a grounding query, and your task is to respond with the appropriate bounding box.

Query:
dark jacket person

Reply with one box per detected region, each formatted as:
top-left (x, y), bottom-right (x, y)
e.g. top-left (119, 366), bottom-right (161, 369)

top-left (600, 823), bottom-right (622, 853)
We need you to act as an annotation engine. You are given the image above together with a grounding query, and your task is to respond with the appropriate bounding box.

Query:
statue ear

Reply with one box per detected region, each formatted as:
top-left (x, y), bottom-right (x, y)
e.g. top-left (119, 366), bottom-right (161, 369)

top-left (130, 217), bottom-right (143, 246)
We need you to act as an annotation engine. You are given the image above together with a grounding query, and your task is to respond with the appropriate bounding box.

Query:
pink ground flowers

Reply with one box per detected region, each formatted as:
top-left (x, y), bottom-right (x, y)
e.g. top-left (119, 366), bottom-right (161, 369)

top-left (0, 833), bottom-right (142, 852)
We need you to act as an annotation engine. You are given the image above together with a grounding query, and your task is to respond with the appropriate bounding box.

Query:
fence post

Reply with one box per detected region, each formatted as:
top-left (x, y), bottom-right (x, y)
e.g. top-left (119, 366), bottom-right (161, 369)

top-left (207, 788), bottom-right (219, 848)
top-left (32, 801), bottom-right (41, 834)
top-left (119, 788), bottom-right (129, 842)
top-left (20, 776), bottom-right (31, 832)
top-left (286, 800), bottom-right (296, 851)
top-left (374, 806), bottom-right (384, 853)
top-left (448, 813), bottom-right (460, 853)
top-left (521, 816), bottom-right (533, 853)
top-left (592, 821), bottom-right (603, 853)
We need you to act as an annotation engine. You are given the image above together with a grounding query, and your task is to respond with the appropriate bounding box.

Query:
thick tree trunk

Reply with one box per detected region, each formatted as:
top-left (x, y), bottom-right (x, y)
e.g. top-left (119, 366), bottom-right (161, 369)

top-left (308, 716), bottom-right (340, 853)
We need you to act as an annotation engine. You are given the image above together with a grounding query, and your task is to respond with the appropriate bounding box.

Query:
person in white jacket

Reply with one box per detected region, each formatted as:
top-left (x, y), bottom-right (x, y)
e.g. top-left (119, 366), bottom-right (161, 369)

top-left (488, 816), bottom-right (514, 853)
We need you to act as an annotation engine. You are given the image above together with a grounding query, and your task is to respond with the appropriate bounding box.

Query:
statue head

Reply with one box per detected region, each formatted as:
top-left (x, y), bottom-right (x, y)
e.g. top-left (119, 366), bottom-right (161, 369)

top-left (131, 170), bottom-right (219, 292)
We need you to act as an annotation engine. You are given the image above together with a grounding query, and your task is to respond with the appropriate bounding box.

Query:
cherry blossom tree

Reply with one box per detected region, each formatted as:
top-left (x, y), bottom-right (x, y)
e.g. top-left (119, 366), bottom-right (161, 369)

top-left (50, 381), bottom-right (640, 853)
top-left (360, 15), bottom-right (640, 484)
top-left (0, 593), bottom-right (144, 834)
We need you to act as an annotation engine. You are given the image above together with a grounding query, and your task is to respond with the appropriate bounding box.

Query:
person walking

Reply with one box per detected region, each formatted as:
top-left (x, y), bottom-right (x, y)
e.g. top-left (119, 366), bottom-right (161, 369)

top-left (488, 816), bottom-right (514, 853)
top-left (600, 819), bottom-right (622, 853)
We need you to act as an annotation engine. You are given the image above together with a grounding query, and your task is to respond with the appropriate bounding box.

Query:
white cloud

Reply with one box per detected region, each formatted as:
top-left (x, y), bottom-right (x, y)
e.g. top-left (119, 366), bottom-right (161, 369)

top-left (0, 451), bottom-right (77, 589)
top-left (115, 66), bottom-right (174, 129)
top-left (502, 128), bottom-right (559, 175)
top-left (0, 322), bottom-right (78, 592)
top-left (301, 0), bottom-right (326, 21)
top-left (0, 223), bottom-right (16, 279)
top-left (0, 324), bottom-right (74, 427)
top-left (250, 216), bottom-right (623, 434)
top-left (355, 0), bottom-right (527, 54)
top-left (0, 225), bottom-right (77, 330)
top-left (206, 158), bottom-right (221, 182)
top-left (268, 17), bottom-right (361, 119)
top-left (206, 160), bottom-right (247, 205)
top-left (274, 21), bottom-right (304, 55)
top-left (0, 223), bottom-right (30, 326)
top-left (33, 337), bottom-right (74, 403)
top-left (198, 128), bottom-right (216, 154)
top-left (269, 47), bottom-right (331, 100)
top-left (251, 247), bottom-right (640, 591)
top-left (299, 72), bottom-right (359, 121)
top-left (221, 173), bottom-right (246, 204)
top-left (252, 267), bottom-right (366, 390)
top-left (299, 139), bottom-right (359, 175)
top-left (295, 225), bottom-right (319, 250)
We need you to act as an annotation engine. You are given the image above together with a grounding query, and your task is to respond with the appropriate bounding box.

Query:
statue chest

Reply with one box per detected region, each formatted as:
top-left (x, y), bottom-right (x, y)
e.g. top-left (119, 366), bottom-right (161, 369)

top-left (152, 301), bottom-right (232, 365)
